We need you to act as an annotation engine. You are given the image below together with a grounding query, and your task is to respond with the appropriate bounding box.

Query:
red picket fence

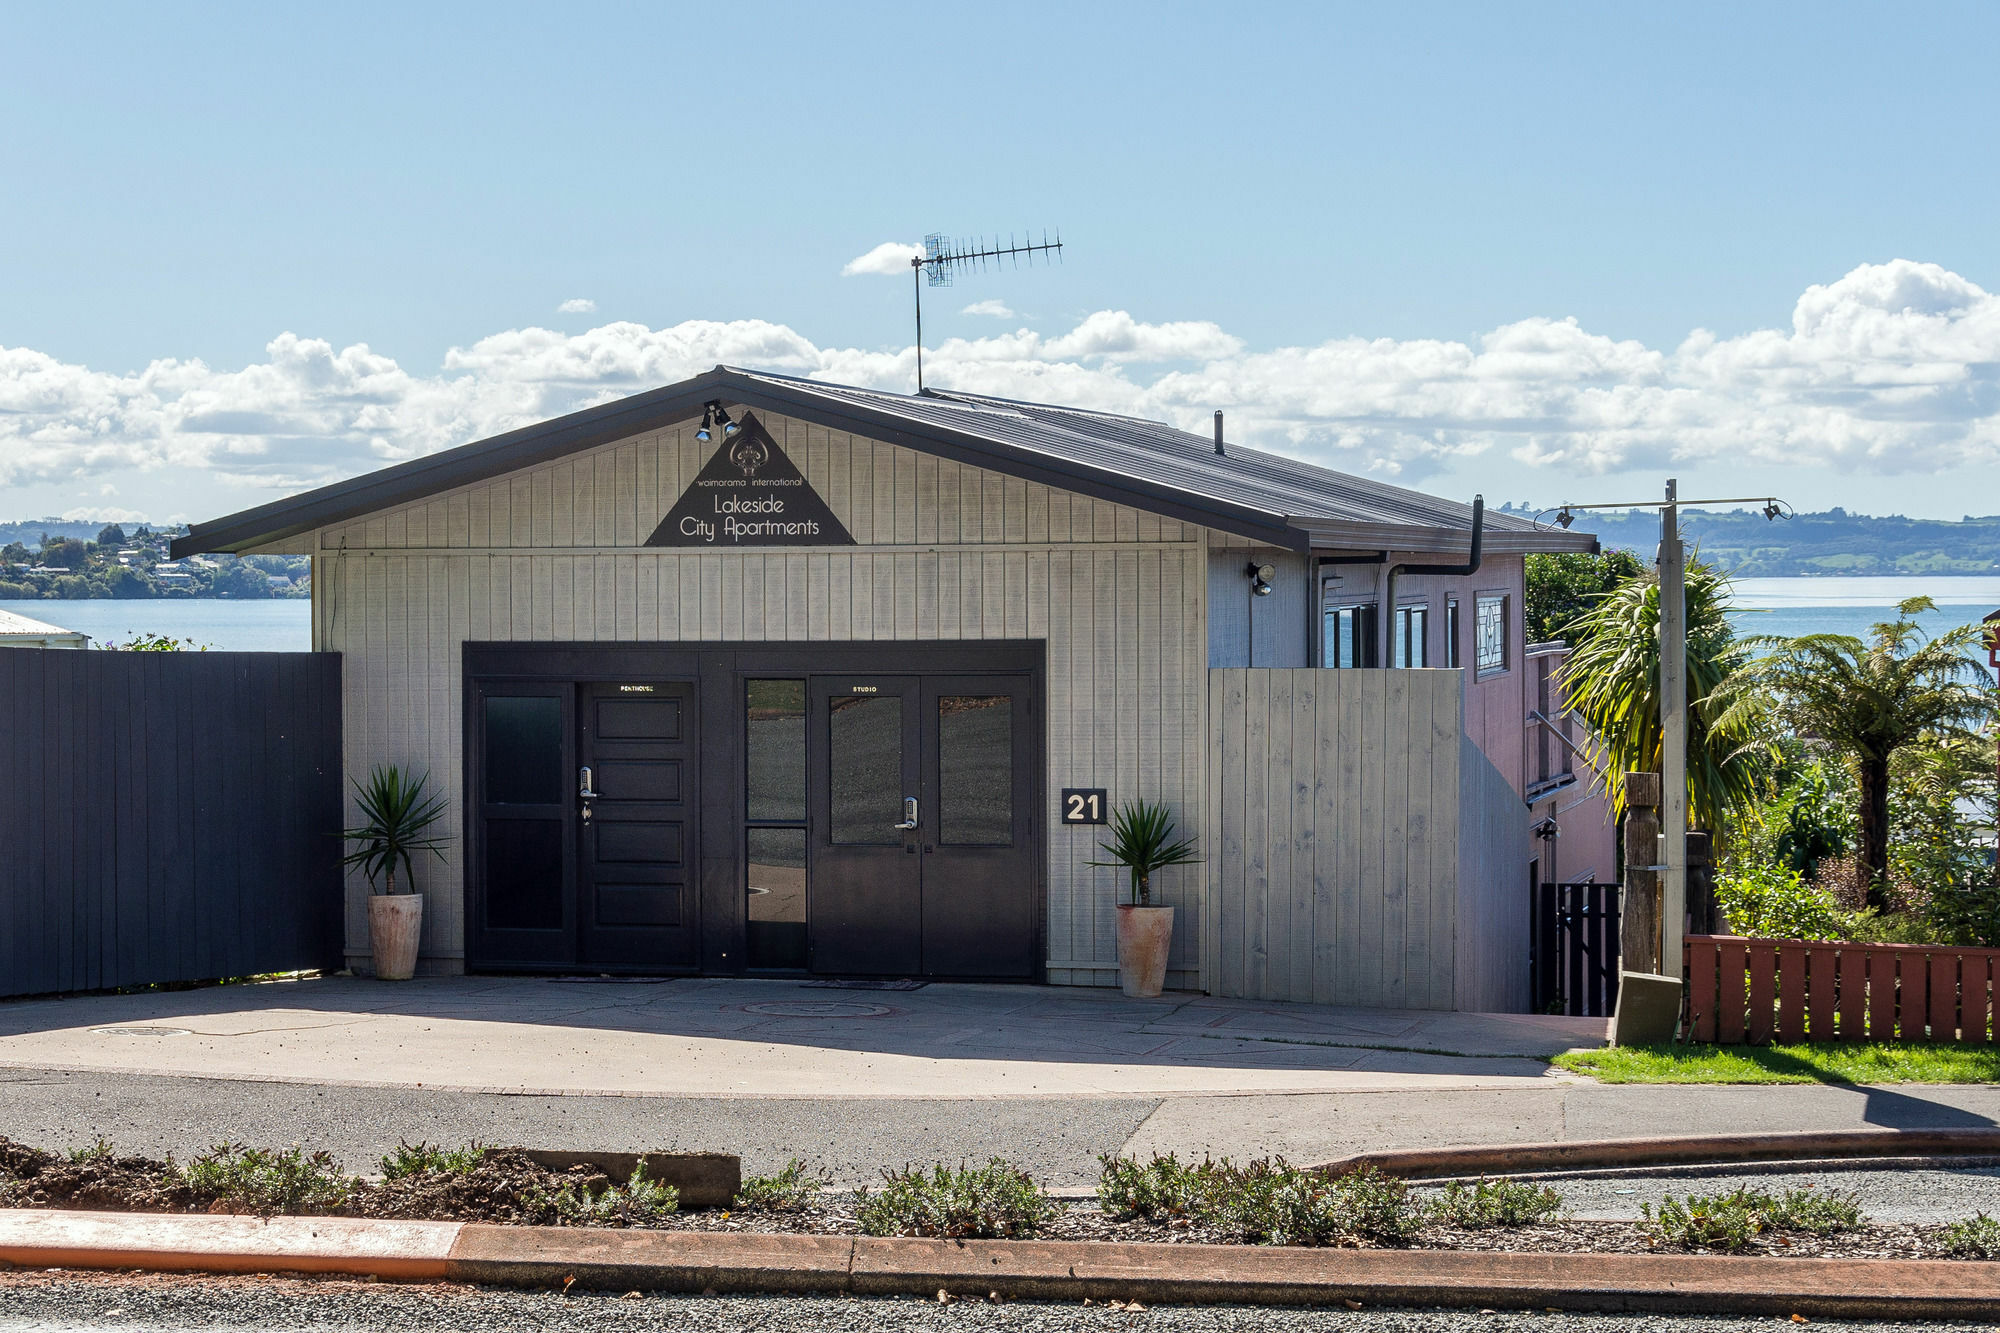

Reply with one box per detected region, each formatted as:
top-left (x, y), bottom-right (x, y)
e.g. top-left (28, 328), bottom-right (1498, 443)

top-left (1683, 934), bottom-right (2000, 1044)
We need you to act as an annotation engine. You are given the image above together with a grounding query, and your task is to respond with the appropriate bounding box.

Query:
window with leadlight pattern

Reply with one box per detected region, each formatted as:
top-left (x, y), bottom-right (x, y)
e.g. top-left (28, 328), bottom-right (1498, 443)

top-left (1475, 594), bottom-right (1508, 675)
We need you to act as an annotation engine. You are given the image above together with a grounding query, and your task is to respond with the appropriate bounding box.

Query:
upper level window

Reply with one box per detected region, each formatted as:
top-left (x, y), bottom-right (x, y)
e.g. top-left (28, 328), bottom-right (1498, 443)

top-left (1324, 603), bottom-right (1376, 669)
top-left (1393, 603), bottom-right (1428, 668)
top-left (1475, 594), bottom-right (1508, 675)
top-left (1445, 598), bottom-right (1462, 669)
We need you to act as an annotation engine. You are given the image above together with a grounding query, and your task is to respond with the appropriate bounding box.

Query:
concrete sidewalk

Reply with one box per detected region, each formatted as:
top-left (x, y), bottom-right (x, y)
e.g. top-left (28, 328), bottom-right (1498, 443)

top-left (0, 975), bottom-right (1599, 1097)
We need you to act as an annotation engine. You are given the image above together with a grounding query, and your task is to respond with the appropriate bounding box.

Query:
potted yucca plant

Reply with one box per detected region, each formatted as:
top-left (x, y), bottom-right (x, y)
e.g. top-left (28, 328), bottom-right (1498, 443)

top-left (1089, 799), bottom-right (1201, 998)
top-left (340, 765), bottom-right (449, 981)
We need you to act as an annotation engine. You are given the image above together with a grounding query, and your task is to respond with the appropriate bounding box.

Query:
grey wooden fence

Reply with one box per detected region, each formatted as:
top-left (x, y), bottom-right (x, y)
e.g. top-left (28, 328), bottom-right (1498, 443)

top-left (1206, 668), bottom-right (1530, 1012)
top-left (0, 649), bottom-right (343, 998)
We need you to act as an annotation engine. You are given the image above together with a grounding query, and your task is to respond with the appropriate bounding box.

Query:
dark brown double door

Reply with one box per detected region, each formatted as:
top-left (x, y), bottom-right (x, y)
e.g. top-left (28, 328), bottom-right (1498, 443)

top-left (469, 681), bottom-right (698, 971)
top-left (806, 675), bottom-right (1035, 978)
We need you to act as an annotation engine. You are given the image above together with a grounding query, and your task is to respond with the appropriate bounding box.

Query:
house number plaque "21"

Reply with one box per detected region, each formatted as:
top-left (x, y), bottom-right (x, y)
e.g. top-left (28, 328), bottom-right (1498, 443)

top-left (1060, 789), bottom-right (1108, 825)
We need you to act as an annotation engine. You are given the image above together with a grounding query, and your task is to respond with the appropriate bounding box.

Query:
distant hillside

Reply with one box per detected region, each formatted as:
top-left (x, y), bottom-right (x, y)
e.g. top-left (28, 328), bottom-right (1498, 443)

top-left (1497, 506), bottom-right (2000, 577)
top-left (0, 519), bottom-right (119, 548)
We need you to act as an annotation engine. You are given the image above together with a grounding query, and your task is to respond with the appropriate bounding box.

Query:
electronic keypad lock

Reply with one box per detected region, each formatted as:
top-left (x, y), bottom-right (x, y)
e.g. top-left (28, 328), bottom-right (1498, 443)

top-left (893, 796), bottom-right (919, 831)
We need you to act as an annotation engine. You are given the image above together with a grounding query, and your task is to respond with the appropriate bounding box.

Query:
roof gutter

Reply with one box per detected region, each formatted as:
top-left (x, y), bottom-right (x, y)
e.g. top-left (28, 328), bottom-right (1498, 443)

top-left (1380, 495), bottom-right (1484, 668)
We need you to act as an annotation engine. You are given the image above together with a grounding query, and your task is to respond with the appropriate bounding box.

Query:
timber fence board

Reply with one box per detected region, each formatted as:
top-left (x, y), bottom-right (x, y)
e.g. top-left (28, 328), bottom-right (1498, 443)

top-left (1685, 934), bottom-right (2000, 1043)
top-left (0, 650), bottom-right (343, 998)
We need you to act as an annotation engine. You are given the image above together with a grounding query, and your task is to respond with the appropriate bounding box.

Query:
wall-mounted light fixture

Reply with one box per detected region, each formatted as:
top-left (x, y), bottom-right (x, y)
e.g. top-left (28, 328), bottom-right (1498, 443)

top-left (1532, 816), bottom-right (1560, 841)
top-left (695, 400), bottom-right (739, 443)
top-left (1246, 561), bottom-right (1275, 597)
top-left (695, 405), bottom-right (715, 443)
top-left (715, 405), bottom-right (740, 437)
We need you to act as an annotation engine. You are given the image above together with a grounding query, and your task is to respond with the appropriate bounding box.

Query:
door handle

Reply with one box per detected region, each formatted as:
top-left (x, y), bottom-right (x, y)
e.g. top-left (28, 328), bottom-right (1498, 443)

top-left (579, 766), bottom-right (599, 799)
top-left (893, 796), bottom-right (919, 831)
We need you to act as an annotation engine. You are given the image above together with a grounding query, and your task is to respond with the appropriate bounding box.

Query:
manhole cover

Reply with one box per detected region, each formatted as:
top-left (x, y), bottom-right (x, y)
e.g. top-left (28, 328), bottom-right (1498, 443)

top-left (740, 1000), bottom-right (894, 1018)
top-left (89, 1026), bottom-right (191, 1037)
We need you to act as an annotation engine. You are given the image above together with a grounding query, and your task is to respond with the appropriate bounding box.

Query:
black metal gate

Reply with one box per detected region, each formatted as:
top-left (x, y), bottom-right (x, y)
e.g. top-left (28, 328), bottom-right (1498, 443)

top-left (1531, 881), bottom-right (1622, 1016)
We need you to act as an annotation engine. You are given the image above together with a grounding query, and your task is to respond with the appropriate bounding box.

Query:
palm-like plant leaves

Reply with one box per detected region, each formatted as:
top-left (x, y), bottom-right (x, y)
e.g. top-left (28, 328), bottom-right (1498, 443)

top-left (340, 765), bottom-right (450, 896)
top-left (1558, 557), bottom-right (1769, 832)
top-left (1714, 597), bottom-right (1993, 906)
top-left (1088, 799), bottom-right (1201, 906)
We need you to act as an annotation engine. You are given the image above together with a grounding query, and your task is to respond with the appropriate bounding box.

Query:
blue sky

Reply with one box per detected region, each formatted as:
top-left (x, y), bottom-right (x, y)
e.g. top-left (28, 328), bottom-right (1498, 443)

top-left (3, 2), bottom-right (1998, 523)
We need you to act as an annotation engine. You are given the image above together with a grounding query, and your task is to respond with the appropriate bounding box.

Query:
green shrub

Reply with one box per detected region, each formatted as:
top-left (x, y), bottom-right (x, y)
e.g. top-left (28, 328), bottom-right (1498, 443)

top-left (734, 1158), bottom-right (829, 1212)
top-left (178, 1144), bottom-right (356, 1215)
top-left (1096, 1155), bottom-right (1424, 1246)
top-left (1642, 1186), bottom-right (1865, 1250)
top-left (524, 1161), bottom-right (679, 1227)
top-left (857, 1159), bottom-right (1053, 1239)
top-left (1096, 1152), bottom-right (1222, 1221)
top-left (1715, 862), bottom-right (1854, 941)
top-left (1766, 1187), bottom-right (1862, 1235)
top-left (378, 1140), bottom-right (485, 1180)
top-left (66, 1139), bottom-right (116, 1164)
top-left (1427, 1178), bottom-right (1566, 1228)
top-left (1939, 1212), bottom-right (2000, 1258)
top-left (1642, 1188), bottom-right (1764, 1251)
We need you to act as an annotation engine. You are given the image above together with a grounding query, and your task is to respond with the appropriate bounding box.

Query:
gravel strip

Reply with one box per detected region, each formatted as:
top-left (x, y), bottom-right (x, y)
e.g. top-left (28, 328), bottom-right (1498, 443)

top-left (0, 1271), bottom-right (1991, 1333)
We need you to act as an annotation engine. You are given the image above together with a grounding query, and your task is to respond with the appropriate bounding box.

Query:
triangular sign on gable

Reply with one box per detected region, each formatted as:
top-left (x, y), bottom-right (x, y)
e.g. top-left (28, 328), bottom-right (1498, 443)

top-left (645, 413), bottom-right (855, 547)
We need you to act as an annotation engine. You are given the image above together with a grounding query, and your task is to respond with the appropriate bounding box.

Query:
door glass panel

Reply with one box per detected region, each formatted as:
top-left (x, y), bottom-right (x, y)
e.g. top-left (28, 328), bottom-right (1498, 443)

top-left (745, 680), bottom-right (806, 821)
top-left (938, 695), bottom-right (1012, 845)
top-left (746, 827), bottom-right (807, 968)
top-left (484, 819), bottom-right (563, 929)
top-left (484, 696), bottom-right (562, 805)
top-left (828, 694), bottom-right (903, 845)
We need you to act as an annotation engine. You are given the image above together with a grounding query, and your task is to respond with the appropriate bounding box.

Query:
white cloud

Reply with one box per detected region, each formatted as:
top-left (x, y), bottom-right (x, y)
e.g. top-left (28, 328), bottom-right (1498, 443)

top-left (60, 505), bottom-right (149, 524)
top-left (841, 241), bottom-right (921, 277)
top-left (557, 297), bottom-right (597, 314)
top-left (2, 261), bottom-right (1997, 504)
top-left (962, 299), bottom-right (1015, 319)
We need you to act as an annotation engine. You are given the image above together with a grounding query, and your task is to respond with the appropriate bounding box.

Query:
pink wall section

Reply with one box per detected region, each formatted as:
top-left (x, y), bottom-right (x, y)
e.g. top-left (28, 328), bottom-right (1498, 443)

top-left (1316, 551), bottom-right (1619, 887)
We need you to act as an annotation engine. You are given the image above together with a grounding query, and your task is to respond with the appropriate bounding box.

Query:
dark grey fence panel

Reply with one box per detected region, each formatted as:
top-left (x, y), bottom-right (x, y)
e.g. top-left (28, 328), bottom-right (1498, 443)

top-left (0, 650), bottom-right (342, 998)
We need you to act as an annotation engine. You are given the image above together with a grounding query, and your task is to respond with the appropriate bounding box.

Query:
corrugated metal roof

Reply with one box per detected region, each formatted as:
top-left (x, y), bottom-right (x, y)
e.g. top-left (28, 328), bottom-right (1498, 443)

top-left (0, 608), bottom-right (86, 639)
top-left (175, 366), bottom-right (1598, 557)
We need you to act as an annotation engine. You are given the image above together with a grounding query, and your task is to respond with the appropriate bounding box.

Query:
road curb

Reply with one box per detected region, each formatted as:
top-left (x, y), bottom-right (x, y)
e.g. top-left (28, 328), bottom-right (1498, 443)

top-left (1313, 1128), bottom-right (2000, 1179)
top-left (6, 1210), bottom-right (2000, 1317)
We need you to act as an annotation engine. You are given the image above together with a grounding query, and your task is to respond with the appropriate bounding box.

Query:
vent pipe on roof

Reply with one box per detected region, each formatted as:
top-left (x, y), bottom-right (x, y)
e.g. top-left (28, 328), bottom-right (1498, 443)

top-left (1380, 495), bottom-right (1485, 668)
top-left (1214, 411), bottom-right (1224, 456)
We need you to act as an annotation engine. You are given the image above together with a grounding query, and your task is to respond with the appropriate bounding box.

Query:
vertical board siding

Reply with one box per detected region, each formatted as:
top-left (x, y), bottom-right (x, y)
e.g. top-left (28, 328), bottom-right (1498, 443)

top-left (0, 651), bottom-right (343, 999)
top-left (313, 409), bottom-right (1208, 983)
top-left (1208, 668), bottom-right (1516, 1012)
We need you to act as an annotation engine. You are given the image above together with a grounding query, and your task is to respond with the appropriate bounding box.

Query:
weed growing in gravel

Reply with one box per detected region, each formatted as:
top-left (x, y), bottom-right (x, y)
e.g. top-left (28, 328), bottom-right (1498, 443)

top-left (734, 1158), bottom-right (830, 1213)
top-left (524, 1161), bottom-right (679, 1227)
top-left (1642, 1186), bottom-right (1865, 1250)
top-left (1097, 1155), bottom-right (1424, 1246)
top-left (178, 1144), bottom-right (356, 1215)
top-left (1764, 1187), bottom-right (1863, 1236)
top-left (856, 1159), bottom-right (1053, 1239)
top-left (1939, 1212), bottom-right (2000, 1258)
top-left (65, 1139), bottom-right (116, 1164)
top-left (379, 1141), bottom-right (486, 1180)
top-left (1426, 1178), bottom-right (1566, 1229)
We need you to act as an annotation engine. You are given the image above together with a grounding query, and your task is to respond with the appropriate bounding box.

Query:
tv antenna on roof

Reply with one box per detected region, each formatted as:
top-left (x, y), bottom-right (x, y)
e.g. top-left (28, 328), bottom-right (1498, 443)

top-left (911, 230), bottom-right (1063, 393)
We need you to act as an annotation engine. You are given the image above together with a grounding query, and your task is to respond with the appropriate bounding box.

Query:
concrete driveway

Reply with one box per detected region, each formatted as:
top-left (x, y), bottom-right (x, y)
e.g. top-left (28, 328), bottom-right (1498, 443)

top-left (0, 976), bottom-right (1600, 1098)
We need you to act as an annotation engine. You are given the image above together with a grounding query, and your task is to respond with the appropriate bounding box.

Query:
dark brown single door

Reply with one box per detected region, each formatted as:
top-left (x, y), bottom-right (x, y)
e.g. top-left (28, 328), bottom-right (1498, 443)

top-left (469, 684), bottom-right (576, 967)
top-left (808, 676), bottom-right (921, 975)
top-left (577, 683), bottom-right (698, 969)
top-left (920, 676), bottom-right (1036, 978)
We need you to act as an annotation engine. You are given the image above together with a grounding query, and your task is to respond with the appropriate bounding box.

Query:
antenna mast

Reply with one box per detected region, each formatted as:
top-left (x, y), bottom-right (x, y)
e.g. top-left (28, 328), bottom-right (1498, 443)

top-left (911, 230), bottom-right (1063, 392)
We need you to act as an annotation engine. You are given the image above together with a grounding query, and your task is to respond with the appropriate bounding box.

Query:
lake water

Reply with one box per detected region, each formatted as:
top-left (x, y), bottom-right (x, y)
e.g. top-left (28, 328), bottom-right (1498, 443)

top-left (7, 575), bottom-right (1998, 653)
top-left (0, 600), bottom-right (313, 651)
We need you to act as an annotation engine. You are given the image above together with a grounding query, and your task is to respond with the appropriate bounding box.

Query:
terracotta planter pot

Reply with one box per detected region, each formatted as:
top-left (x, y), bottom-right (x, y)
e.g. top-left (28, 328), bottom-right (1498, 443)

top-left (1114, 904), bottom-right (1175, 998)
top-left (368, 893), bottom-right (424, 981)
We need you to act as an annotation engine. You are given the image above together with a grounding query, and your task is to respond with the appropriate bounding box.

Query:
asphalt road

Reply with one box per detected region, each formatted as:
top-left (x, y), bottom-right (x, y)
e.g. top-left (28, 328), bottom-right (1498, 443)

top-left (0, 1273), bottom-right (1987, 1333)
top-left (0, 1068), bottom-right (1156, 1187)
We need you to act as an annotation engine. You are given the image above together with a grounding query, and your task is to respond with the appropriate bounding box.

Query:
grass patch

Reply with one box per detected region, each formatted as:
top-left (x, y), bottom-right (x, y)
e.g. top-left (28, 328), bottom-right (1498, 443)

top-left (1552, 1041), bottom-right (2000, 1084)
top-left (378, 1140), bottom-right (485, 1180)
top-left (733, 1158), bottom-right (829, 1213)
top-left (857, 1159), bottom-right (1053, 1239)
